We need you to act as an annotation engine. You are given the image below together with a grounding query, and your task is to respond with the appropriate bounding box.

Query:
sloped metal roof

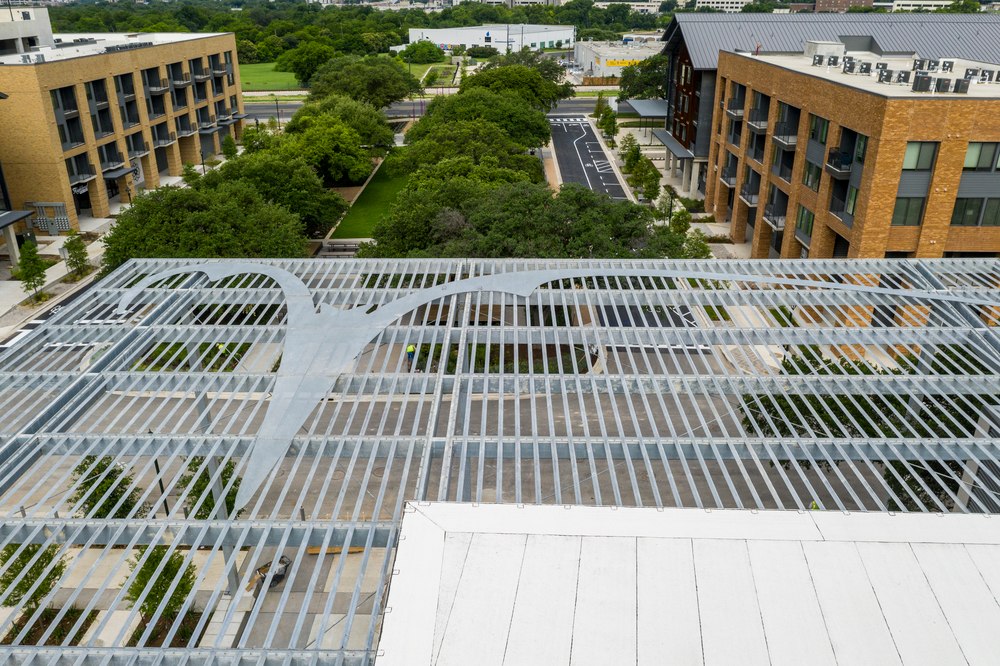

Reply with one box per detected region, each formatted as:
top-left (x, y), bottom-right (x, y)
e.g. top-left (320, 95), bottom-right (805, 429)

top-left (664, 14), bottom-right (1000, 70)
top-left (0, 257), bottom-right (997, 663)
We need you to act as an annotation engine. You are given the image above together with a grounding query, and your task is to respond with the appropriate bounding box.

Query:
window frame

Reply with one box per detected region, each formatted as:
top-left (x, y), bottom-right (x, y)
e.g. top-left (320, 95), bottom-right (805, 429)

top-left (891, 197), bottom-right (926, 226)
top-left (902, 142), bottom-right (937, 171)
top-left (808, 114), bottom-right (829, 144)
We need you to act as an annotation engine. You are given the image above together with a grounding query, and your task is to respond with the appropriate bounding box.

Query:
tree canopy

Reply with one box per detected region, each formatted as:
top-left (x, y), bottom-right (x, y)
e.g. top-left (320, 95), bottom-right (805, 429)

top-left (275, 41), bottom-right (337, 85)
top-left (481, 48), bottom-right (566, 84)
top-left (126, 546), bottom-right (196, 622)
top-left (0, 544), bottom-right (65, 610)
top-left (459, 65), bottom-right (572, 111)
top-left (285, 94), bottom-right (395, 150)
top-left (401, 40), bottom-right (445, 64)
top-left (404, 88), bottom-right (551, 148)
top-left (70, 456), bottom-right (149, 519)
top-left (309, 55), bottom-right (421, 108)
top-left (617, 54), bottom-right (670, 102)
top-left (101, 182), bottom-right (307, 274)
top-left (280, 115), bottom-right (372, 184)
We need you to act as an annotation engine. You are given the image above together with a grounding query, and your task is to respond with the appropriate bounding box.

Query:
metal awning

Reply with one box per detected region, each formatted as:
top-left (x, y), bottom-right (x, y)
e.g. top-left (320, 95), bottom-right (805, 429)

top-left (103, 166), bottom-right (132, 179)
top-left (0, 209), bottom-right (33, 230)
top-left (624, 98), bottom-right (669, 118)
top-left (652, 128), bottom-right (694, 159)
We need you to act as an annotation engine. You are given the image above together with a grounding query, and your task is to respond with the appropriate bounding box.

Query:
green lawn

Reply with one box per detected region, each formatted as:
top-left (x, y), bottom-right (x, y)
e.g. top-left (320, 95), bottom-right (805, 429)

top-left (423, 64), bottom-right (457, 86)
top-left (240, 63), bottom-right (303, 91)
top-left (332, 162), bottom-right (409, 239)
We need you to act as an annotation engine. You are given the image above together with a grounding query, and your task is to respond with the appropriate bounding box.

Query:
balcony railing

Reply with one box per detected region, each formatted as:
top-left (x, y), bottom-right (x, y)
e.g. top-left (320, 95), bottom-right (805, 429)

top-left (153, 132), bottom-right (177, 147)
top-left (726, 100), bottom-right (745, 118)
top-left (771, 161), bottom-right (793, 182)
top-left (128, 146), bottom-right (149, 158)
top-left (825, 149), bottom-right (853, 178)
top-left (67, 164), bottom-right (96, 184)
top-left (93, 126), bottom-right (115, 140)
top-left (749, 147), bottom-right (765, 164)
top-left (719, 167), bottom-right (737, 187)
top-left (193, 69), bottom-right (211, 81)
top-left (100, 154), bottom-right (126, 171)
top-left (772, 122), bottom-right (798, 147)
top-left (145, 78), bottom-right (169, 94)
top-left (177, 123), bottom-right (197, 137)
top-left (762, 204), bottom-right (787, 230)
top-left (147, 107), bottom-right (166, 120)
top-left (171, 73), bottom-right (192, 87)
top-left (747, 109), bottom-right (769, 131)
top-left (739, 183), bottom-right (760, 205)
top-left (830, 195), bottom-right (854, 227)
top-left (199, 115), bottom-right (217, 129)
top-left (211, 66), bottom-right (228, 76)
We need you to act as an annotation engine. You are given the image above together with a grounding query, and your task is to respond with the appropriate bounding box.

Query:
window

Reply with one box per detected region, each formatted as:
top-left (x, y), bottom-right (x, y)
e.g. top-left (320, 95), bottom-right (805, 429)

top-left (802, 161), bottom-right (821, 191)
top-left (953, 198), bottom-right (1000, 226)
top-left (808, 114), bottom-right (829, 144)
top-left (964, 143), bottom-right (999, 171)
top-left (796, 205), bottom-right (815, 237)
top-left (892, 197), bottom-right (925, 226)
top-left (902, 142), bottom-right (937, 171)
top-left (846, 185), bottom-right (859, 215)
top-left (854, 135), bottom-right (868, 165)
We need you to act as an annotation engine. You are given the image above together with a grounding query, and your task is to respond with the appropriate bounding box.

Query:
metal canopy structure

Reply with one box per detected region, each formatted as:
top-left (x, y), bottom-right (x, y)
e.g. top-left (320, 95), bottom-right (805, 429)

top-left (0, 257), bottom-right (997, 663)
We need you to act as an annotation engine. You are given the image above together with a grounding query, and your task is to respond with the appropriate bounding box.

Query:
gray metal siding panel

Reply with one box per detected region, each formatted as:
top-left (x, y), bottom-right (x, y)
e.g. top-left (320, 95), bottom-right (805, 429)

top-left (897, 171), bottom-right (931, 197)
top-left (806, 138), bottom-right (826, 166)
top-left (672, 15), bottom-right (1000, 71)
top-left (957, 173), bottom-right (1000, 198)
top-left (694, 76), bottom-right (716, 159)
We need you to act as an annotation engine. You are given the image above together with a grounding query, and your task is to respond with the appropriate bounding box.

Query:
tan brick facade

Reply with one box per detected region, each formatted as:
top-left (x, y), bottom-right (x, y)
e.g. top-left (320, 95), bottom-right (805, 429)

top-left (707, 51), bottom-right (1000, 260)
top-left (0, 33), bottom-right (245, 229)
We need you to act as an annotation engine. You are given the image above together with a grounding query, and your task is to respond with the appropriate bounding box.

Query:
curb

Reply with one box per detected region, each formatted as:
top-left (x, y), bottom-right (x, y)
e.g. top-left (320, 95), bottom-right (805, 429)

top-left (587, 118), bottom-right (636, 203)
top-left (0, 269), bottom-right (101, 338)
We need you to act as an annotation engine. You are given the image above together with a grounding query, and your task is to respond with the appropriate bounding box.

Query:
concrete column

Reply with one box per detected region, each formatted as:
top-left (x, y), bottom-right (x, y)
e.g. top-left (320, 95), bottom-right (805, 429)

top-left (89, 177), bottom-right (111, 219)
top-left (140, 153), bottom-right (159, 190)
top-left (165, 143), bottom-right (184, 177)
top-left (690, 161), bottom-right (702, 198)
top-left (3, 226), bottom-right (20, 267)
top-left (682, 159), bottom-right (693, 197)
top-left (179, 136), bottom-right (200, 168)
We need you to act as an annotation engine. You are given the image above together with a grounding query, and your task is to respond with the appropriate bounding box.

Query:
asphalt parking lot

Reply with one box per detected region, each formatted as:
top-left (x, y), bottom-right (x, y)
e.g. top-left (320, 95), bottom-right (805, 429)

top-left (548, 115), bottom-right (628, 200)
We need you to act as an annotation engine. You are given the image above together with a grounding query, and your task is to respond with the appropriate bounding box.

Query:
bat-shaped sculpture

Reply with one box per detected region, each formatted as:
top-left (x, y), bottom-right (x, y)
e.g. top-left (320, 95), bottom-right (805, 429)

top-left (117, 261), bottom-right (995, 511)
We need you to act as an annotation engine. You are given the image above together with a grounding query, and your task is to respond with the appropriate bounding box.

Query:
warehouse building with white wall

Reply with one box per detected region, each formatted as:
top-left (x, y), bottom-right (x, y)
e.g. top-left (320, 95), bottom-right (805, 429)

top-left (408, 24), bottom-right (575, 52)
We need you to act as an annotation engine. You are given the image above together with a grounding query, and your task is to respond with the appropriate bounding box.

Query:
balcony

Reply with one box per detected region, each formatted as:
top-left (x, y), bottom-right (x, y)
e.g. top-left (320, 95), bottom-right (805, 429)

top-left (795, 227), bottom-right (812, 248)
top-left (93, 126), bottom-right (115, 140)
top-left (122, 116), bottom-right (141, 129)
top-left (771, 161), bottom-right (793, 182)
top-left (739, 183), bottom-right (760, 206)
top-left (153, 132), bottom-right (177, 147)
top-left (176, 123), bottom-right (197, 137)
top-left (68, 164), bottom-right (96, 185)
top-left (825, 149), bottom-right (853, 179)
top-left (211, 66), bottom-right (228, 76)
top-left (147, 107), bottom-right (166, 120)
top-left (748, 147), bottom-right (765, 164)
top-left (92, 97), bottom-right (110, 110)
top-left (171, 73), bottom-right (192, 87)
top-left (772, 122), bottom-right (798, 148)
top-left (830, 195), bottom-right (854, 228)
top-left (193, 69), bottom-right (211, 82)
top-left (198, 116), bottom-right (217, 133)
top-left (719, 167), bottom-right (736, 188)
top-left (145, 78), bottom-right (169, 94)
top-left (100, 153), bottom-right (126, 172)
top-left (762, 204), bottom-right (787, 231)
top-left (747, 109), bottom-right (769, 132)
top-left (725, 100), bottom-right (745, 119)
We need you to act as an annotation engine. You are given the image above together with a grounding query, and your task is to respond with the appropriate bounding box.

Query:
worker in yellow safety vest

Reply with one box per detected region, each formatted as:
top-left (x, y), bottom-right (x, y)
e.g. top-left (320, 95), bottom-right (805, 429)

top-left (406, 344), bottom-right (416, 366)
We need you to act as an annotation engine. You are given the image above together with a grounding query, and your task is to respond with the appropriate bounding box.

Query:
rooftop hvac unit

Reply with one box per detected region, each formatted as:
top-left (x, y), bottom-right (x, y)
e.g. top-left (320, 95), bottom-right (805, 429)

top-left (896, 70), bottom-right (911, 84)
top-left (912, 58), bottom-right (926, 71)
top-left (954, 78), bottom-right (970, 94)
top-left (875, 62), bottom-right (888, 71)
top-left (927, 59), bottom-right (939, 71)
top-left (912, 73), bottom-right (932, 92)
top-left (965, 68), bottom-right (980, 79)
top-left (878, 69), bottom-right (893, 83)
top-left (843, 61), bottom-right (856, 74)
top-left (941, 60), bottom-right (954, 72)
top-left (859, 62), bottom-right (872, 75)
top-left (981, 69), bottom-right (995, 83)
top-left (827, 55), bottom-right (839, 66)
top-left (811, 54), bottom-right (824, 66)
top-left (935, 77), bottom-right (952, 93)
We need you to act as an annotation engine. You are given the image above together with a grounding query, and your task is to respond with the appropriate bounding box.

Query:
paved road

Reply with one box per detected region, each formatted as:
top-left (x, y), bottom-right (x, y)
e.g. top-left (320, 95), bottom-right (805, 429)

top-left (551, 98), bottom-right (598, 115)
top-left (244, 99), bottom-right (428, 123)
top-left (548, 115), bottom-right (627, 200)
top-left (0, 280), bottom-right (97, 349)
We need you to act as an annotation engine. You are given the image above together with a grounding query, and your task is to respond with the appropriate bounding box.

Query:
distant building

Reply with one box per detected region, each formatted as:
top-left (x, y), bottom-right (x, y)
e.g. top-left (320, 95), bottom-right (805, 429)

top-left (0, 10), bottom-right (245, 232)
top-left (876, 0), bottom-right (952, 9)
top-left (694, 0), bottom-right (753, 12)
top-left (573, 40), bottom-right (663, 78)
top-left (408, 24), bottom-right (575, 52)
top-left (593, 0), bottom-right (663, 13)
top-left (815, 0), bottom-right (871, 10)
top-left (709, 42), bottom-right (1000, 260)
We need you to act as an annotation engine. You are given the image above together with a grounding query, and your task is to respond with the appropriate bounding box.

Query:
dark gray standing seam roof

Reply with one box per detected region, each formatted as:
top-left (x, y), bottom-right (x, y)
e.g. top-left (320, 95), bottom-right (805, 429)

top-left (663, 14), bottom-right (1000, 70)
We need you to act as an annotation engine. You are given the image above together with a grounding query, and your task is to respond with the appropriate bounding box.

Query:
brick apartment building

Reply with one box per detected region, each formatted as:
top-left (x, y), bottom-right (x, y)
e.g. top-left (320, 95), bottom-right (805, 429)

top-left (706, 42), bottom-right (1000, 260)
top-left (0, 8), bottom-right (245, 240)
top-left (658, 14), bottom-right (1000, 199)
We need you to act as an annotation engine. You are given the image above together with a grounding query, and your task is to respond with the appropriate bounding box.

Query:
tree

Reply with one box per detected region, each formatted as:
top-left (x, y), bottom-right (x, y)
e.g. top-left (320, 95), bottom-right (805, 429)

top-left (593, 91), bottom-right (608, 118)
top-left (466, 45), bottom-right (499, 58)
top-left (460, 65), bottom-right (571, 110)
top-left (286, 94), bottom-right (395, 152)
top-left (669, 207), bottom-right (692, 234)
top-left (125, 546), bottom-right (196, 622)
top-left (275, 42), bottom-right (337, 86)
top-left (619, 133), bottom-right (641, 172)
top-left (101, 182), bottom-right (307, 275)
top-left (617, 54), bottom-right (670, 102)
top-left (481, 48), bottom-right (565, 83)
top-left (405, 88), bottom-right (551, 148)
top-left (63, 230), bottom-right (90, 278)
top-left (394, 119), bottom-right (543, 182)
top-left (220, 134), bottom-right (238, 160)
top-left (70, 456), bottom-right (149, 519)
top-left (178, 457), bottom-right (242, 519)
top-left (628, 156), bottom-right (661, 202)
top-left (280, 115), bottom-right (372, 184)
top-left (310, 55), bottom-right (421, 108)
top-left (936, 0), bottom-right (980, 11)
top-left (17, 240), bottom-right (47, 301)
top-left (0, 544), bottom-right (65, 610)
top-left (199, 151), bottom-right (347, 238)
top-left (401, 40), bottom-right (444, 64)
top-left (597, 106), bottom-right (618, 146)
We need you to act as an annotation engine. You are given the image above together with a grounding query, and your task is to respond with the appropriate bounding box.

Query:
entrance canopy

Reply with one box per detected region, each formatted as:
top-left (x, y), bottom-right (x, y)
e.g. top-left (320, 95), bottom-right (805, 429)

top-left (653, 128), bottom-right (694, 159)
top-left (623, 98), bottom-right (669, 118)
